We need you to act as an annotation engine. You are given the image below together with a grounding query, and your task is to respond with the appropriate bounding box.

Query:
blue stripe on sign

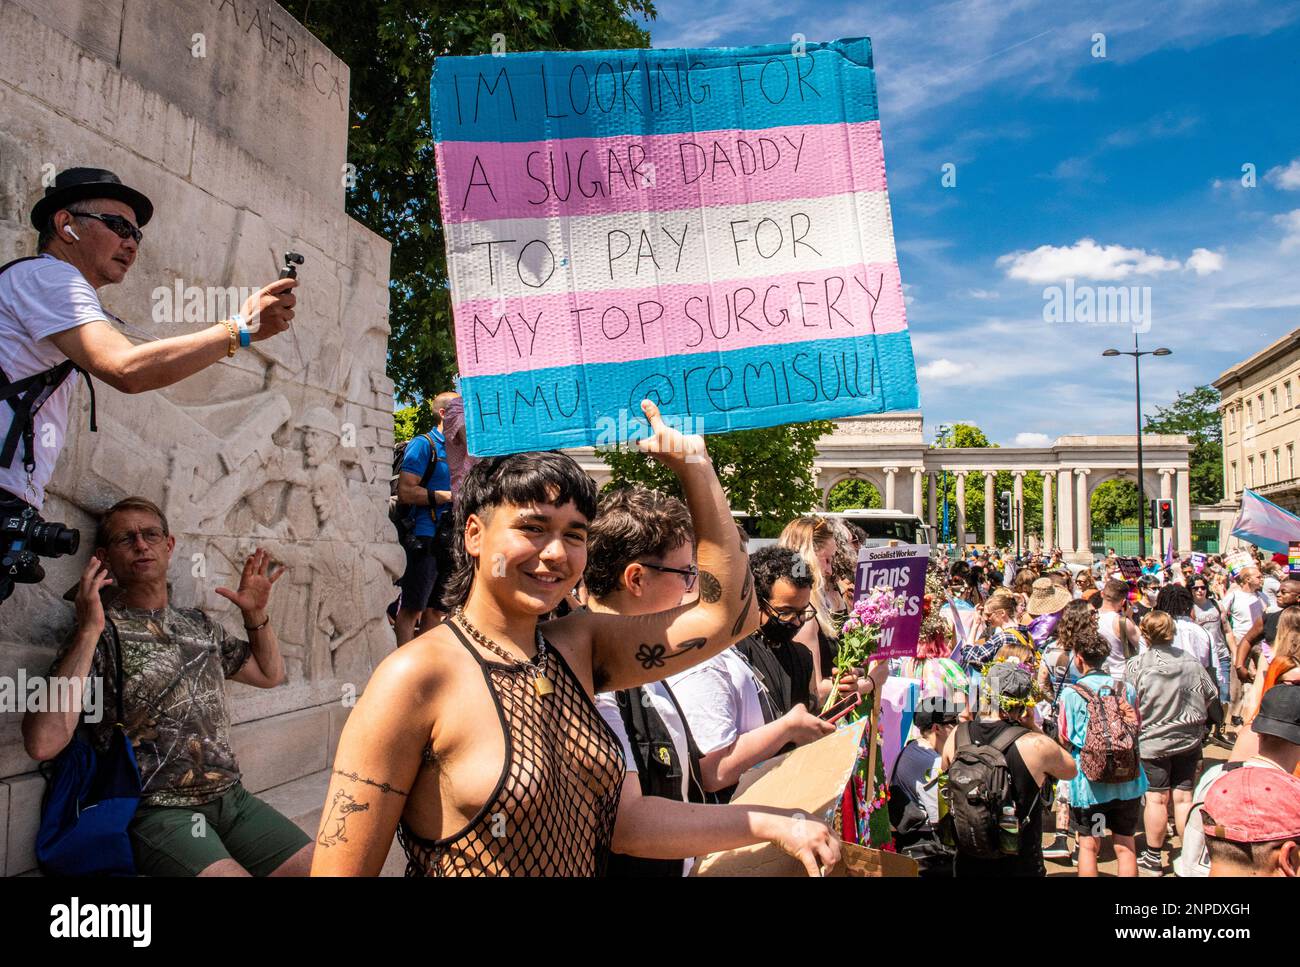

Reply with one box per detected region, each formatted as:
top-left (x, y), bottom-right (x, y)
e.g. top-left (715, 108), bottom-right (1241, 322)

top-left (432, 38), bottom-right (877, 144)
top-left (459, 329), bottom-right (918, 456)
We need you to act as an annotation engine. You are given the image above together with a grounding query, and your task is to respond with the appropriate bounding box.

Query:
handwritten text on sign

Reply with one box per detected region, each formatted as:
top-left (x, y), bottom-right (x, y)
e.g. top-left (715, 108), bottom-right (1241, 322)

top-left (431, 39), bottom-right (919, 455)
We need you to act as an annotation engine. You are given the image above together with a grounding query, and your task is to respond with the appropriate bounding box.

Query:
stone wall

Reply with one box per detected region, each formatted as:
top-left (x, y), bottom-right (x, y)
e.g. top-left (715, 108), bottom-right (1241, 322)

top-left (0, 0), bottom-right (394, 874)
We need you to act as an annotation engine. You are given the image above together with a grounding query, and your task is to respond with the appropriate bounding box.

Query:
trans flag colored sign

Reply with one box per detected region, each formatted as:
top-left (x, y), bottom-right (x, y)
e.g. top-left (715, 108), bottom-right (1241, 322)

top-left (431, 38), bottom-right (919, 455)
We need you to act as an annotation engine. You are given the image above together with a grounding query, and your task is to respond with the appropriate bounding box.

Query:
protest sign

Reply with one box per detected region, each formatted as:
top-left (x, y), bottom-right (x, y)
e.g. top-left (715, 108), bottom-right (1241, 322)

top-left (430, 39), bottom-right (919, 455)
top-left (1224, 549), bottom-right (1254, 576)
top-left (1116, 556), bottom-right (1142, 581)
top-left (1191, 551), bottom-right (1206, 574)
top-left (1290, 543), bottom-right (1300, 576)
top-left (854, 543), bottom-right (929, 660)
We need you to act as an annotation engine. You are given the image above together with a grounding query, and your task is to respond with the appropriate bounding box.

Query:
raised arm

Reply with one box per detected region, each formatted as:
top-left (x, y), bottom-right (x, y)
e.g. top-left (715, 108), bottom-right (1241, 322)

top-left (47, 278), bottom-right (296, 394)
top-left (22, 556), bottom-right (111, 761)
top-left (584, 400), bottom-right (759, 692)
top-left (310, 649), bottom-right (437, 876)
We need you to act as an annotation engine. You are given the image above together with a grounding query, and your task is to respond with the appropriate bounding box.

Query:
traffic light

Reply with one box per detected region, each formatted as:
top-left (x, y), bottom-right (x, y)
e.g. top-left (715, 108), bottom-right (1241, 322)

top-left (998, 490), bottom-right (1013, 529)
top-left (1150, 498), bottom-right (1174, 528)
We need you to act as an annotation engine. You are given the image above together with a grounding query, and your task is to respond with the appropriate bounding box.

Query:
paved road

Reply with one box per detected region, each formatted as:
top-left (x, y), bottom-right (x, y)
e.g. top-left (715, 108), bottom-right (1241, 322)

top-left (1044, 738), bottom-right (1231, 877)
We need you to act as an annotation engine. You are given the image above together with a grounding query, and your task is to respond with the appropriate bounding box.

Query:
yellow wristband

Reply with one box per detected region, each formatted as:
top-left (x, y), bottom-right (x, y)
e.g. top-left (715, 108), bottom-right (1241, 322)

top-left (221, 320), bottom-right (238, 357)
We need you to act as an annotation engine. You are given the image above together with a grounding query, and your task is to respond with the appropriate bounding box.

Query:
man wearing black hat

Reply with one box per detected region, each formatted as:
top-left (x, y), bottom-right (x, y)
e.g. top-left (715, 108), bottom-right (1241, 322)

top-left (0, 167), bottom-right (298, 515)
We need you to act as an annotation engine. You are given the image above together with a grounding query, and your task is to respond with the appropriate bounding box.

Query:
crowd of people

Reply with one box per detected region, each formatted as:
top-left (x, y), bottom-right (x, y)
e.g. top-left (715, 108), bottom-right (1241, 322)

top-left (8, 168), bottom-right (1298, 879)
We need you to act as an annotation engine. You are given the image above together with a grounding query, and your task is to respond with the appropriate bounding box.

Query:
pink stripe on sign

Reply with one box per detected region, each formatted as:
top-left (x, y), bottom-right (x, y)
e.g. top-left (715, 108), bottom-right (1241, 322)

top-left (438, 121), bottom-right (886, 224)
top-left (452, 261), bottom-right (906, 377)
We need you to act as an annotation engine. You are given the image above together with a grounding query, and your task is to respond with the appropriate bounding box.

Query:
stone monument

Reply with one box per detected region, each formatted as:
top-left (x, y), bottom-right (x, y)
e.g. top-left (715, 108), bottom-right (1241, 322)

top-left (0, 0), bottom-right (396, 874)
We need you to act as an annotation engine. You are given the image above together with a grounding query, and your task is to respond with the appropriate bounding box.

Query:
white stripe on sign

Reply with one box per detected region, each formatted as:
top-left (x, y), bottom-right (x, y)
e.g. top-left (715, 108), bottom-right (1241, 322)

top-left (444, 190), bottom-right (901, 304)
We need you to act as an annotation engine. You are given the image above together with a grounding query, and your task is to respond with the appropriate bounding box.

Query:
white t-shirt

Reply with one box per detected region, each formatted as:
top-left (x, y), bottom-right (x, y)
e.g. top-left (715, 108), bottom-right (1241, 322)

top-left (0, 254), bottom-right (106, 507)
top-left (1222, 588), bottom-right (1263, 639)
top-left (1096, 610), bottom-right (1133, 680)
top-left (666, 647), bottom-right (767, 755)
top-left (1170, 616), bottom-right (1214, 672)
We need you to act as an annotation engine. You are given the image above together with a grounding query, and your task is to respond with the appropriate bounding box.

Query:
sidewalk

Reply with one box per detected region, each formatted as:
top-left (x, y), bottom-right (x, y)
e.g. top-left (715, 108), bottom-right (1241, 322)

top-left (1044, 738), bottom-right (1231, 877)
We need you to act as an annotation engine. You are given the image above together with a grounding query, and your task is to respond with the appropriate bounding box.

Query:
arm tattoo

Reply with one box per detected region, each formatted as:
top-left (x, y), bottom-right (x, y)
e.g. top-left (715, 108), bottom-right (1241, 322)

top-left (730, 568), bottom-right (755, 636)
top-left (332, 768), bottom-right (410, 797)
top-left (636, 637), bottom-right (708, 669)
top-left (698, 571), bottom-right (722, 603)
top-left (731, 593), bottom-right (754, 637)
top-left (317, 788), bottom-right (372, 848)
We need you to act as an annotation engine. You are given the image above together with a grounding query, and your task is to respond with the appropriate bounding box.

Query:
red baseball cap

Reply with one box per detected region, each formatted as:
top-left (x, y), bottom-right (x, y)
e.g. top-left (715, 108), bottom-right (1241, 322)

top-left (1202, 766), bottom-right (1300, 843)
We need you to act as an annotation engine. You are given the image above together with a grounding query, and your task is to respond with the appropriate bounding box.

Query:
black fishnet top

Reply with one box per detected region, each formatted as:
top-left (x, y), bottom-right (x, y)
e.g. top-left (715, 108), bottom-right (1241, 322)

top-left (397, 622), bottom-right (626, 876)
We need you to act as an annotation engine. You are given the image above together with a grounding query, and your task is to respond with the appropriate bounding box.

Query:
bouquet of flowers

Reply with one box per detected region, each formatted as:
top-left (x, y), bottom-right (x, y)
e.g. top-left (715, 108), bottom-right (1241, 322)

top-left (822, 586), bottom-right (904, 715)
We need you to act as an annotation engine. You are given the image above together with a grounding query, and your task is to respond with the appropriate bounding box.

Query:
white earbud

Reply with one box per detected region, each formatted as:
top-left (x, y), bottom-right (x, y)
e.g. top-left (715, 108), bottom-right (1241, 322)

top-left (64, 226), bottom-right (80, 241)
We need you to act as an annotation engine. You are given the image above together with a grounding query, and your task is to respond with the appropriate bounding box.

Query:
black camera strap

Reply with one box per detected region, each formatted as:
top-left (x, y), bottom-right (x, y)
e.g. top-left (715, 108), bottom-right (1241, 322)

top-left (0, 257), bottom-right (98, 475)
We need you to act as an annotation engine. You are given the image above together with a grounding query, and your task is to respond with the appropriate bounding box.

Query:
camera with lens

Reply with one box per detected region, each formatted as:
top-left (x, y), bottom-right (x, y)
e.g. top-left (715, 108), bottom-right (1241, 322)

top-left (1, 505), bottom-right (79, 604)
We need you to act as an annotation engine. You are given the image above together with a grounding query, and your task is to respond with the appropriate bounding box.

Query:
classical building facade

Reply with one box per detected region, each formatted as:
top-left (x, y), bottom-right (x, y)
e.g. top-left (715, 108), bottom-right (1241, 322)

top-left (570, 411), bottom-right (1195, 559)
top-left (1216, 326), bottom-right (1300, 515)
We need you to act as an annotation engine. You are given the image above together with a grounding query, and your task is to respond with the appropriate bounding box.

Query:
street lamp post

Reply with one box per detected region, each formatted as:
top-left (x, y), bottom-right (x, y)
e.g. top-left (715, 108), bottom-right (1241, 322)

top-left (1102, 335), bottom-right (1172, 559)
top-left (936, 424), bottom-right (953, 547)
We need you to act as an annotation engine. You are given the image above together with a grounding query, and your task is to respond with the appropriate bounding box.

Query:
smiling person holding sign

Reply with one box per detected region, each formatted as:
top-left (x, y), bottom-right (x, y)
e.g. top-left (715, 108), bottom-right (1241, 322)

top-left (312, 401), bottom-right (764, 877)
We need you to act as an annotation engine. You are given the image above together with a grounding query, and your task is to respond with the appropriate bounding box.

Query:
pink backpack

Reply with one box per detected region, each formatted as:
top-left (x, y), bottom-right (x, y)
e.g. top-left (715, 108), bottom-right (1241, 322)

top-left (1069, 681), bottom-right (1140, 783)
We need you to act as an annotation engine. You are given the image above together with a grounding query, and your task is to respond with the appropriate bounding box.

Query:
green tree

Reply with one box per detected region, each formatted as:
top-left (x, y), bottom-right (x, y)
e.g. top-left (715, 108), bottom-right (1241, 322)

top-left (1090, 478), bottom-right (1141, 530)
top-left (393, 404), bottom-right (422, 445)
top-left (281, 0), bottom-right (656, 406)
top-left (600, 421), bottom-right (834, 532)
top-left (1143, 385), bottom-right (1223, 505)
top-left (827, 479), bottom-right (882, 512)
top-left (924, 423), bottom-right (1044, 547)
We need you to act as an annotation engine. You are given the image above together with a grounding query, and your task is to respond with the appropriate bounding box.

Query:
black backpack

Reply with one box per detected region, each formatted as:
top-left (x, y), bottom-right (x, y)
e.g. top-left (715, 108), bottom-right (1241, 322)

top-left (389, 432), bottom-right (438, 540)
top-left (606, 684), bottom-right (706, 878)
top-left (941, 722), bottom-right (1028, 859)
top-left (0, 257), bottom-right (98, 476)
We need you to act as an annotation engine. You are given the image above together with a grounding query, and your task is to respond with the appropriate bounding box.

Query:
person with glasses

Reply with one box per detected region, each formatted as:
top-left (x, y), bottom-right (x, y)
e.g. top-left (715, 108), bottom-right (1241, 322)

top-left (1190, 577), bottom-right (1233, 745)
top-left (582, 488), bottom-right (839, 877)
top-left (22, 497), bottom-right (312, 876)
top-left (0, 168), bottom-right (298, 530)
top-left (668, 543), bottom-right (837, 803)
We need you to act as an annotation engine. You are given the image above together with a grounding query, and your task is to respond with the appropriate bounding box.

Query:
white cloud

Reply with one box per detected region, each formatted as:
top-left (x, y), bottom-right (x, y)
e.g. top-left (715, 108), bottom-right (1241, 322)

top-left (1266, 159), bottom-right (1300, 190)
top-left (917, 358), bottom-right (963, 380)
top-left (1014, 432), bottom-right (1051, 447)
top-left (1277, 210), bottom-right (1300, 251)
top-left (966, 288), bottom-right (1000, 300)
top-left (997, 238), bottom-right (1182, 283)
top-left (1185, 248), bottom-right (1225, 275)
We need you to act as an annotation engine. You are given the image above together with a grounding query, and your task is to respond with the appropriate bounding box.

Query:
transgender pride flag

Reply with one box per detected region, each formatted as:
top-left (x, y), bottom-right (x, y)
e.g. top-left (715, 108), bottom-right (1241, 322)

top-left (431, 38), bottom-right (919, 456)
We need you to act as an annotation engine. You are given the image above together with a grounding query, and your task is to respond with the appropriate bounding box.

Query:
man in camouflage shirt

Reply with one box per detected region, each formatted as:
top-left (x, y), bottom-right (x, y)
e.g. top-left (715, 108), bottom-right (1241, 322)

top-left (23, 497), bottom-right (311, 876)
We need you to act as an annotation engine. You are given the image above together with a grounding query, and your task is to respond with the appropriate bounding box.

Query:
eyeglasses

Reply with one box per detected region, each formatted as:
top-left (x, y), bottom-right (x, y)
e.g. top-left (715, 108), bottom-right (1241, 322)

top-left (641, 561), bottom-right (698, 591)
top-left (108, 526), bottom-right (167, 549)
top-left (761, 600), bottom-right (816, 624)
top-left (1191, 585), bottom-right (1209, 592)
top-left (68, 210), bottom-right (143, 243)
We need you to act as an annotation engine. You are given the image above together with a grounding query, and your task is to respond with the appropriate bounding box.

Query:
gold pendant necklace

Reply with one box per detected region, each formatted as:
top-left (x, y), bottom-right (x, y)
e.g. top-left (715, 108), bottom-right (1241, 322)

top-left (453, 608), bottom-right (554, 697)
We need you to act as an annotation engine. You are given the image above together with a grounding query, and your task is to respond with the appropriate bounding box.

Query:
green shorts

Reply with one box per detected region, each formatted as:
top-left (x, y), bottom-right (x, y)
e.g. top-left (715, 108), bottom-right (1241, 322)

top-left (130, 782), bottom-right (310, 877)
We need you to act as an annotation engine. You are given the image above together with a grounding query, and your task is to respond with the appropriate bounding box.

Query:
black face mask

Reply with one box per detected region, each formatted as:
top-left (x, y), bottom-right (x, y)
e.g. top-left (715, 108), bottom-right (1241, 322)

top-left (761, 616), bottom-right (801, 644)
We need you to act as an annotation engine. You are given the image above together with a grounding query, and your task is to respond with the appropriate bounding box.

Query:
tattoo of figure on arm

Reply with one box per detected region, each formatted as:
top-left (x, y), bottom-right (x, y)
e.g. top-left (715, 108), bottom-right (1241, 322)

top-left (317, 788), bottom-right (371, 848)
top-left (332, 769), bottom-right (410, 797)
top-left (636, 637), bottom-right (708, 670)
top-left (698, 571), bottom-right (722, 603)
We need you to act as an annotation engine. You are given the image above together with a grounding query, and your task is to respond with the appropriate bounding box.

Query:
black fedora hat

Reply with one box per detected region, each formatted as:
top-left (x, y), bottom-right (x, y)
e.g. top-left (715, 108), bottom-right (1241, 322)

top-left (30, 167), bottom-right (153, 230)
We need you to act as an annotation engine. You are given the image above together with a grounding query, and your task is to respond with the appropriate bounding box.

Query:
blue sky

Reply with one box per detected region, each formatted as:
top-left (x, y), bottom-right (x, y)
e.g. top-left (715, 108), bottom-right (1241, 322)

top-left (642, 0), bottom-right (1300, 445)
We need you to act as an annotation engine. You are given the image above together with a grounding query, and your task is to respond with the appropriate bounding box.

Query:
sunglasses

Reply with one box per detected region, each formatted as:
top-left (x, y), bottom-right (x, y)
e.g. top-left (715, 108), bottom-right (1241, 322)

top-left (69, 210), bottom-right (143, 243)
top-left (641, 561), bottom-right (698, 591)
